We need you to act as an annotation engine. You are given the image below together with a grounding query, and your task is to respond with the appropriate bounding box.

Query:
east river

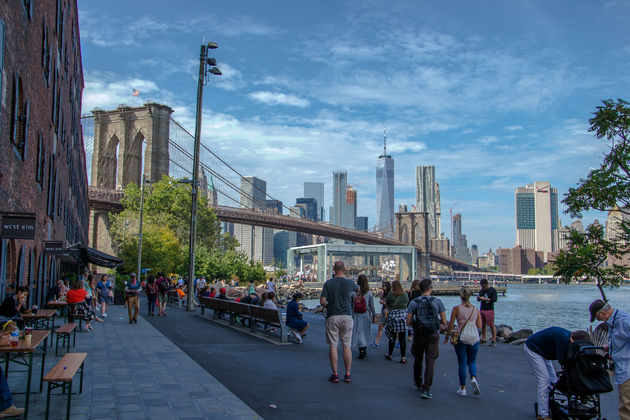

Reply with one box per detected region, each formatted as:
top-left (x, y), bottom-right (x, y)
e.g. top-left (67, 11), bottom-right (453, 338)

top-left (304, 283), bottom-right (630, 332)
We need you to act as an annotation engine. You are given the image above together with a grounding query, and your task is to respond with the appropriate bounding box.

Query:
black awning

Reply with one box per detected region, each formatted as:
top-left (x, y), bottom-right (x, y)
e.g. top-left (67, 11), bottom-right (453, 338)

top-left (81, 247), bottom-right (123, 268)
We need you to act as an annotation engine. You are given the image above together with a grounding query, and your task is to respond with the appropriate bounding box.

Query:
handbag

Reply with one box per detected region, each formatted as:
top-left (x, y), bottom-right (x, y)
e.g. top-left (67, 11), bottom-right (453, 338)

top-left (459, 307), bottom-right (480, 345)
top-left (450, 330), bottom-right (459, 345)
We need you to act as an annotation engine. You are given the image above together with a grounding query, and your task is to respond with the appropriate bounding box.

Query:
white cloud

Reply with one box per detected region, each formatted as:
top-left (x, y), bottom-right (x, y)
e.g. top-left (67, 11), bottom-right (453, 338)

top-left (248, 91), bottom-right (310, 107)
top-left (505, 125), bottom-right (524, 131)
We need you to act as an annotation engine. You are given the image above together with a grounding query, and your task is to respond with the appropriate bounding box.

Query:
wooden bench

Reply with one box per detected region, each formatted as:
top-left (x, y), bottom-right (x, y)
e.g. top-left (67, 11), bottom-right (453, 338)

top-left (167, 291), bottom-right (183, 307)
top-left (199, 297), bottom-right (289, 343)
top-left (54, 323), bottom-right (77, 356)
top-left (44, 352), bottom-right (86, 420)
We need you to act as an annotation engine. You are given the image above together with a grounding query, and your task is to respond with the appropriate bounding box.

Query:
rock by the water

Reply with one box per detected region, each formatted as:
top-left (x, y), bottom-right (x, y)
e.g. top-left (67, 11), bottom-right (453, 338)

top-left (504, 329), bottom-right (533, 344)
top-left (496, 325), bottom-right (513, 338)
top-left (510, 338), bottom-right (527, 345)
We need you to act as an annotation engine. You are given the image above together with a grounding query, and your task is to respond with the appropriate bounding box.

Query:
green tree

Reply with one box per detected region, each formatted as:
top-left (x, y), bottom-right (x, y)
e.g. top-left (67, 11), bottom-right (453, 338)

top-left (554, 99), bottom-right (630, 300)
top-left (118, 224), bottom-right (186, 275)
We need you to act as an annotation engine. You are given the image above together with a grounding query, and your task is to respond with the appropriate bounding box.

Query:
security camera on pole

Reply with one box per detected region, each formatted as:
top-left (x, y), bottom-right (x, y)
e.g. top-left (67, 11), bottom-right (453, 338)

top-left (187, 41), bottom-right (222, 311)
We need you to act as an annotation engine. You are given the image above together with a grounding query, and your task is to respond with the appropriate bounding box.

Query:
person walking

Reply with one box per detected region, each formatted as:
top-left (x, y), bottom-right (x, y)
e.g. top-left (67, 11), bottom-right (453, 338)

top-left (320, 261), bottom-right (359, 384)
top-left (477, 278), bottom-right (497, 346)
top-left (372, 281), bottom-right (391, 347)
top-left (384, 280), bottom-right (409, 363)
top-left (406, 278), bottom-right (447, 399)
top-left (352, 274), bottom-right (376, 360)
top-left (95, 275), bottom-right (113, 317)
top-left (156, 273), bottom-right (170, 317)
top-left (589, 299), bottom-right (630, 419)
top-left (124, 274), bottom-right (141, 324)
top-left (145, 275), bottom-right (158, 316)
top-left (445, 286), bottom-right (482, 397)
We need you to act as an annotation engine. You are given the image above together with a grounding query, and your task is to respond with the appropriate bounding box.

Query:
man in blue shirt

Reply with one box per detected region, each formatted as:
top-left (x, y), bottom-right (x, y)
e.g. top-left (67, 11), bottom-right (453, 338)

top-left (125, 274), bottom-right (141, 324)
top-left (525, 327), bottom-right (589, 420)
top-left (590, 299), bottom-right (630, 419)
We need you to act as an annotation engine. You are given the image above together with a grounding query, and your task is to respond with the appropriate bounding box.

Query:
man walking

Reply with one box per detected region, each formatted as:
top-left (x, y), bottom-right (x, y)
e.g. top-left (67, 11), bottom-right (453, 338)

top-left (477, 279), bottom-right (497, 346)
top-left (406, 278), bottom-right (447, 399)
top-left (156, 273), bottom-right (170, 317)
top-left (590, 299), bottom-right (630, 419)
top-left (320, 261), bottom-right (359, 384)
top-left (125, 274), bottom-right (141, 324)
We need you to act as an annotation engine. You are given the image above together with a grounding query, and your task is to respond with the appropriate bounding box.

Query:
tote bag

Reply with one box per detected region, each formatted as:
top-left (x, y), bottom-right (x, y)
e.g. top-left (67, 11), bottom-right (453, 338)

top-left (459, 307), bottom-right (479, 345)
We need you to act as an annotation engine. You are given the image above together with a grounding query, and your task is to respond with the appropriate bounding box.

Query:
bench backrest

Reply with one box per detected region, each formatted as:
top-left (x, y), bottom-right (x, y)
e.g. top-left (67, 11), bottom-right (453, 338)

top-left (249, 305), bottom-right (281, 323)
top-left (44, 352), bottom-right (87, 382)
top-left (200, 297), bottom-right (230, 311)
top-left (227, 301), bottom-right (251, 317)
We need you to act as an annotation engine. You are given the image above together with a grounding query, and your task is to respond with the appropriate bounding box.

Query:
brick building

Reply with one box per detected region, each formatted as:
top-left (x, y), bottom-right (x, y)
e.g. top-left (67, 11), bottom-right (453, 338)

top-left (0, 0), bottom-right (88, 306)
top-left (497, 246), bottom-right (545, 274)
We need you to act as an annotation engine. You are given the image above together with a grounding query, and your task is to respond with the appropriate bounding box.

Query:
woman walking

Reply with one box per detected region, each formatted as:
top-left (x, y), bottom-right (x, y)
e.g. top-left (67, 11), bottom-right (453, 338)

top-left (384, 280), bottom-right (409, 363)
top-left (145, 274), bottom-right (158, 316)
top-left (445, 286), bottom-right (482, 397)
top-left (96, 274), bottom-right (113, 317)
top-left (372, 281), bottom-right (391, 347)
top-left (352, 274), bottom-right (375, 359)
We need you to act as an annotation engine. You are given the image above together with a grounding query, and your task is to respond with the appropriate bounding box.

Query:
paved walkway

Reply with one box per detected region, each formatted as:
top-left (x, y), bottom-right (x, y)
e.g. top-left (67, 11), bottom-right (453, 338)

top-left (146, 304), bottom-right (620, 420)
top-left (6, 305), bottom-right (260, 420)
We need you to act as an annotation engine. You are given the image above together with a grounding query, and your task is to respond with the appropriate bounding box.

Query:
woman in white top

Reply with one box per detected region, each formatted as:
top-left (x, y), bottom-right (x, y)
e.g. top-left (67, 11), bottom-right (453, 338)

top-left (445, 286), bottom-right (482, 397)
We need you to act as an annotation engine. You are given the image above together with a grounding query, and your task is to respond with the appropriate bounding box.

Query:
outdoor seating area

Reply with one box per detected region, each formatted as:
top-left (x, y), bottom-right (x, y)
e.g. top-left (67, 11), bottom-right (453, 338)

top-left (199, 297), bottom-right (291, 343)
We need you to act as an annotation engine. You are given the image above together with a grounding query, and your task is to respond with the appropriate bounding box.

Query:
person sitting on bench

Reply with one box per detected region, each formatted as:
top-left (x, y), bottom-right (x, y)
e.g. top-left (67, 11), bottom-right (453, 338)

top-left (66, 280), bottom-right (103, 331)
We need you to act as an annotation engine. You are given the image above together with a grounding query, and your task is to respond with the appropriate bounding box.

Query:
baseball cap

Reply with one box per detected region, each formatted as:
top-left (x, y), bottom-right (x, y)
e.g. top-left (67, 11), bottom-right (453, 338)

top-left (589, 299), bottom-right (606, 322)
top-left (131, 273), bottom-right (137, 278)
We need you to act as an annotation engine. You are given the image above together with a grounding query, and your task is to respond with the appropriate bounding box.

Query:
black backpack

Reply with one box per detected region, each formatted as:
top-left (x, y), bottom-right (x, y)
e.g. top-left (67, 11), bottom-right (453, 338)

top-left (412, 296), bottom-right (439, 335)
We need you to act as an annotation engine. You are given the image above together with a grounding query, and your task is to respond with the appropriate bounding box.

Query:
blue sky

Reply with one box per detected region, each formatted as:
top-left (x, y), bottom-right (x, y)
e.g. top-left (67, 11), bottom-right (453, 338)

top-left (78, 0), bottom-right (630, 253)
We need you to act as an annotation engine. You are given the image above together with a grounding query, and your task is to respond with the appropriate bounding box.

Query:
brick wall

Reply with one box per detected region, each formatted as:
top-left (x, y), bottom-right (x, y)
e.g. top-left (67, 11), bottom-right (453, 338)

top-left (0, 0), bottom-right (87, 305)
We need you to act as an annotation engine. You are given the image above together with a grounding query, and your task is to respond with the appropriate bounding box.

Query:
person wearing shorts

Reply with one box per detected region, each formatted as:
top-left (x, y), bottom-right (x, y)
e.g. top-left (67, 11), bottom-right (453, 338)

top-left (477, 279), bottom-right (497, 346)
top-left (320, 261), bottom-right (359, 384)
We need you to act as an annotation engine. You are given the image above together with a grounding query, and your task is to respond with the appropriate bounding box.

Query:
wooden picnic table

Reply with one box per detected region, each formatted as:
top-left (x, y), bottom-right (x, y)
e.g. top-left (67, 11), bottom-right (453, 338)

top-left (22, 309), bottom-right (58, 346)
top-left (0, 330), bottom-right (50, 419)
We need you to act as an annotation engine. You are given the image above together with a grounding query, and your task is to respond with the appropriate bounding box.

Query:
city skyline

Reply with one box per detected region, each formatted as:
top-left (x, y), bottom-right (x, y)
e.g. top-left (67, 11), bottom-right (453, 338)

top-left (78, 0), bottom-right (630, 252)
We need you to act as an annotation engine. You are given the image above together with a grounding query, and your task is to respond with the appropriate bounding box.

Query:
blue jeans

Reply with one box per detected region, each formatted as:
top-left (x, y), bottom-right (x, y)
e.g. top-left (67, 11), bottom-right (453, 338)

top-left (454, 341), bottom-right (479, 386)
top-left (147, 295), bottom-right (157, 315)
top-left (0, 366), bottom-right (13, 411)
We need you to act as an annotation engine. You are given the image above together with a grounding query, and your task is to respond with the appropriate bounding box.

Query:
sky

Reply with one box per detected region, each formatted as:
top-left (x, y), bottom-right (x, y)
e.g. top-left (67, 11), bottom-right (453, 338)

top-left (77, 0), bottom-right (630, 253)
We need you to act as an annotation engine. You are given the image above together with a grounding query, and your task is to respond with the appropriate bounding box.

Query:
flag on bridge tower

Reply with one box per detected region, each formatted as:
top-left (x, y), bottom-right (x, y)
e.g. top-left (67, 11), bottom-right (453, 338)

top-left (132, 88), bottom-right (140, 96)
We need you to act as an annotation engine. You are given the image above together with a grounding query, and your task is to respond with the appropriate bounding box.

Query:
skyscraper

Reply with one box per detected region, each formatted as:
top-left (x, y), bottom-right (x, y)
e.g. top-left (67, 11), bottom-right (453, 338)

top-left (376, 130), bottom-right (395, 237)
top-left (452, 213), bottom-right (471, 263)
top-left (416, 166), bottom-right (440, 239)
top-left (304, 182), bottom-right (324, 221)
top-left (234, 176), bottom-right (274, 265)
top-left (515, 181), bottom-right (560, 258)
top-left (332, 171), bottom-right (356, 228)
top-left (295, 198), bottom-right (318, 221)
top-left (343, 186), bottom-right (357, 229)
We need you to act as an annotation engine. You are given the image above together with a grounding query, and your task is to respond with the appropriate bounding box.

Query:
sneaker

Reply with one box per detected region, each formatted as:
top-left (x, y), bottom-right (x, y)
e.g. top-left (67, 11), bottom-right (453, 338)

top-left (102, 313), bottom-right (108, 318)
top-left (456, 388), bottom-right (466, 397)
top-left (0, 405), bottom-right (24, 418)
top-left (471, 378), bottom-right (480, 395)
top-left (343, 374), bottom-right (351, 383)
top-left (385, 354), bottom-right (392, 361)
top-left (420, 390), bottom-right (432, 399)
top-left (490, 341), bottom-right (496, 347)
top-left (399, 358), bottom-right (406, 364)
top-left (328, 374), bottom-right (339, 383)
top-left (480, 339), bottom-right (486, 345)
top-left (370, 341), bottom-right (380, 347)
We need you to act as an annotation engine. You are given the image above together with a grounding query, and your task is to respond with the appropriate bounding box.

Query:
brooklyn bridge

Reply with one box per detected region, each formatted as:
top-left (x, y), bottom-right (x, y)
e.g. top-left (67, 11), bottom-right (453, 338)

top-left (83, 103), bottom-right (475, 275)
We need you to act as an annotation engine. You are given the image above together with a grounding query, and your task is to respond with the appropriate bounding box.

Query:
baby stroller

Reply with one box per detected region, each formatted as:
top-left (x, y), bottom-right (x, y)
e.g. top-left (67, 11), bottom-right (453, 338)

top-left (545, 340), bottom-right (613, 419)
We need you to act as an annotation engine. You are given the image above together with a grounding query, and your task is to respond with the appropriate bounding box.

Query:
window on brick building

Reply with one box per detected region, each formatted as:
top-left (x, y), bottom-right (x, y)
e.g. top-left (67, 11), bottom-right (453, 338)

top-left (41, 21), bottom-right (50, 85)
top-left (10, 74), bottom-right (30, 160)
top-left (51, 66), bottom-right (57, 125)
top-left (47, 155), bottom-right (56, 218)
top-left (36, 132), bottom-right (45, 187)
top-left (0, 21), bottom-right (4, 124)
top-left (22, 0), bottom-right (32, 20)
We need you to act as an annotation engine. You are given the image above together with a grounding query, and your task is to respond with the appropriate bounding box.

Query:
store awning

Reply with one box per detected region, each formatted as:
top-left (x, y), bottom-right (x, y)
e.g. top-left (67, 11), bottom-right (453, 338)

top-left (81, 247), bottom-right (123, 268)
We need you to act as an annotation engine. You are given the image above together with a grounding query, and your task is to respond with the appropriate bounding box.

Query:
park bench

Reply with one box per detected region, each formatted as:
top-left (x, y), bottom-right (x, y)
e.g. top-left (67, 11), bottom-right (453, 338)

top-left (44, 352), bottom-right (86, 420)
top-left (54, 323), bottom-right (77, 356)
top-left (167, 291), bottom-right (183, 307)
top-left (199, 297), bottom-right (289, 343)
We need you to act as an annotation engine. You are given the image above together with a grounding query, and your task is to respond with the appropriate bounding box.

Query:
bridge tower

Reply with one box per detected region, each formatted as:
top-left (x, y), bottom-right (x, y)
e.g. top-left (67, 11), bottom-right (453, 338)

top-left (88, 103), bottom-right (174, 256)
top-left (395, 210), bottom-right (431, 278)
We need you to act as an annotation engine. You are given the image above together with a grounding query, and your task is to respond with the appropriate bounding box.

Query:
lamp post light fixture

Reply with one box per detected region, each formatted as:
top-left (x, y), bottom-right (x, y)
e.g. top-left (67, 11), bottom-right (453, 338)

top-left (187, 41), bottom-right (222, 311)
top-left (137, 175), bottom-right (150, 283)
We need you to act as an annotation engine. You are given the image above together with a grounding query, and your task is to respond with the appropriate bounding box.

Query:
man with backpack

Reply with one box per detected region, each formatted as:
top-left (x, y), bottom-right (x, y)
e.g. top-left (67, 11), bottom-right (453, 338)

top-left (156, 273), bottom-right (171, 317)
top-left (406, 278), bottom-right (447, 399)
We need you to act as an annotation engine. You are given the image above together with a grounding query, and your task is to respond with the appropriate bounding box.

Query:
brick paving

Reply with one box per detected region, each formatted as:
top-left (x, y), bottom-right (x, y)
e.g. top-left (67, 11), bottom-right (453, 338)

top-left (6, 305), bottom-right (260, 420)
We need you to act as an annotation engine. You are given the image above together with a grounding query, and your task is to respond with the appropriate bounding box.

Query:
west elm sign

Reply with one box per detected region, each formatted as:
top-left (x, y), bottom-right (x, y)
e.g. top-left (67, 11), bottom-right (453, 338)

top-left (1, 213), bottom-right (36, 239)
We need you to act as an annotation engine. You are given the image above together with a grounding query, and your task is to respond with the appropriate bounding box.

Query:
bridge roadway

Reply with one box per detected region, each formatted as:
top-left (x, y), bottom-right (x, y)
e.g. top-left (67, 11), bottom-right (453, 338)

top-left (88, 186), bottom-right (474, 270)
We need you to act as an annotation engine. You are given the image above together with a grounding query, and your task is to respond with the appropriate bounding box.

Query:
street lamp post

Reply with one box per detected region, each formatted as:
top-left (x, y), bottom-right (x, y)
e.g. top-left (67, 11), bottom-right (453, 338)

top-left (137, 175), bottom-right (149, 282)
top-left (187, 42), bottom-right (221, 311)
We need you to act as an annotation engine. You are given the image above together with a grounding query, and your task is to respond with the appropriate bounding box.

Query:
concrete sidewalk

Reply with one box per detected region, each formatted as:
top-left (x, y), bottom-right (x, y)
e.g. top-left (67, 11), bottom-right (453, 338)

top-left (146, 304), bottom-right (620, 420)
top-left (6, 305), bottom-right (260, 420)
